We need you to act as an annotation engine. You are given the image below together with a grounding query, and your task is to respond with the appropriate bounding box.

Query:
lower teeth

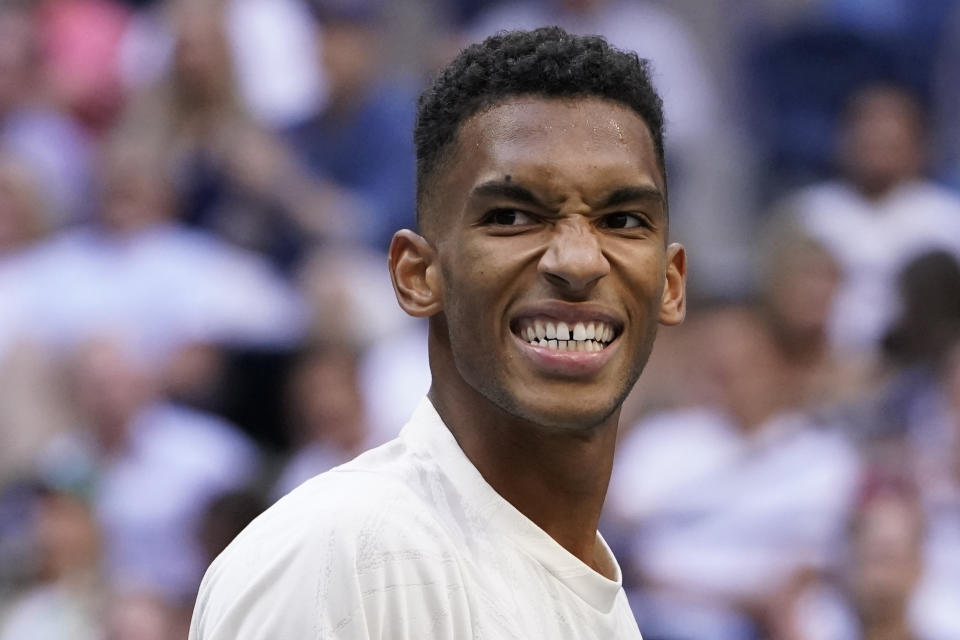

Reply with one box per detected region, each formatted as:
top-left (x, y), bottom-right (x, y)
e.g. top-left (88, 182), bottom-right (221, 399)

top-left (528, 338), bottom-right (604, 351)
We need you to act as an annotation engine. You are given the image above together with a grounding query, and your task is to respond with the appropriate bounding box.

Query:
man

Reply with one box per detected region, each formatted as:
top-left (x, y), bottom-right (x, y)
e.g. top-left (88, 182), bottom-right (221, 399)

top-left (190, 26), bottom-right (685, 639)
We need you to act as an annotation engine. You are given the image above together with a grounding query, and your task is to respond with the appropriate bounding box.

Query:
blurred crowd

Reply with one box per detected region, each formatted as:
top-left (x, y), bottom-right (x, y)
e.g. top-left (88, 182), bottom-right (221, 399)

top-left (1, 0), bottom-right (959, 638)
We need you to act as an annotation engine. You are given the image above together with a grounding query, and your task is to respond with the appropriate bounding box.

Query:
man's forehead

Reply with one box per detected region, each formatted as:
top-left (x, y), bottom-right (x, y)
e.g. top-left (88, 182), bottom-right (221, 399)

top-left (451, 97), bottom-right (663, 195)
top-left (461, 96), bottom-right (655, 149)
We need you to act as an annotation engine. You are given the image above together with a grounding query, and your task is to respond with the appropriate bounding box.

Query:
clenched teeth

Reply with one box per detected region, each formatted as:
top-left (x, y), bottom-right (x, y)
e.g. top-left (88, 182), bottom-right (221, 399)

top-left (515, 318), bottom-right (616, 351)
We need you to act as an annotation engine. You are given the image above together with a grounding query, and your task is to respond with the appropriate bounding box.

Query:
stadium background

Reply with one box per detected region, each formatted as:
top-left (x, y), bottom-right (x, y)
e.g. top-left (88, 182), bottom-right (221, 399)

top-left (1, 0), bottom-right (959, 638)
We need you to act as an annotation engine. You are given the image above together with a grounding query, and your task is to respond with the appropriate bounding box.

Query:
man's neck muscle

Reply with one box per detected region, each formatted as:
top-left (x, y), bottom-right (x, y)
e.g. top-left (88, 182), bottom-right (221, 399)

top-left (427, 346), bottom-right (620, 575)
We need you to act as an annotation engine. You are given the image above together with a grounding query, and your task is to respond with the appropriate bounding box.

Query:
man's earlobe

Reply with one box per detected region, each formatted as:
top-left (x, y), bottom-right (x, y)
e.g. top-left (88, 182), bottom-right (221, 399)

top-left (659, 243), bottom-right (687, 326)
top-left (389, 229), bottom-right (444, 318)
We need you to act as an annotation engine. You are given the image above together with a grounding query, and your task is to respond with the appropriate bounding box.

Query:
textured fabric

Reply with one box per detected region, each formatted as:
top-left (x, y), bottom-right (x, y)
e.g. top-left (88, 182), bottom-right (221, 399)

top-left (190, 397), bottom-right (641, 639)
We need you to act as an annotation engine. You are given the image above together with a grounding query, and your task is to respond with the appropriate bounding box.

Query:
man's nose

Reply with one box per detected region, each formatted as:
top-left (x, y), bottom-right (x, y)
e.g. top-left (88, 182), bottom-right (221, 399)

top-left (538, 218), bottom-right (610, 294)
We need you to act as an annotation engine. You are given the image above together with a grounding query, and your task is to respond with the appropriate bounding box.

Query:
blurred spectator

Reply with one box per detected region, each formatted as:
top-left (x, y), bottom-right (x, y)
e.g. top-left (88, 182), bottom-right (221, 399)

top-left (778, 251), bottom-right (960, 640)
top-left (0, 152), bottom-right (48, 255)
top-left (295, 245), bottom-right (429, 450)
top-left (787, 477), bottom-right (924, 640)
top-left (757, 218), bottom-right (840, 371)
top-left (36, 0), bottom-right (130, 134)
top-left (785, 474), bottom-right (960, 640)
top-left (756, 215), bottom-right (875, 410)
top-left (781, 83), bottom-right (960, 358)
top-left (0, 0), bottom-right (93, 226)
top-left (195, 489), bottom-right (266, 567)
top-left (619, 313), bottom-right (719, 429)
top-left (922, 342), bottom-right (960, 637)
top-left (103, 590), bottom-right (187, 640)
top-left (741, 22), bottom-right (897, 199)
top-left (120, 0), bottom-right (355, 270)
top-left (0, 127), bottom-right (305, 365)
top-left (847, 252), bottom-right (960, 446)
top-left (36, 338), bottom-right (260, 602)
top-left (286, 0), bottom-right (419, 251)
top-left (882, 251), bottom-right (960, 372)
top-left (358, 318), bottom-right (431, 446)
top-left (296, 246), bottom-right (411, 348)
top-left (224, 0), bottom-right (326, 128)
top-left (737, 0), bottom-right (956, 194)
top-left (118, 0), bottom-right (326, 128)
top-left (0, 486), bottom-right (105, 640)
top-left (272, 343), bottom-right (371, 497)
top-left (0, 341), bottom-right (72, 491)
top-left (874, 255), bottom-right (960, 639)
top-left (606, 305), bottom-right (861, 640)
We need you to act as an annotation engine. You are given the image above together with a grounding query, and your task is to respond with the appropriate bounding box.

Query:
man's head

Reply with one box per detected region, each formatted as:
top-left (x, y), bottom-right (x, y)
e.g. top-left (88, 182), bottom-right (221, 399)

top-left (414, 26), bottom-right (666, 232)
top-left (389, 28), bottom-right (685, 431)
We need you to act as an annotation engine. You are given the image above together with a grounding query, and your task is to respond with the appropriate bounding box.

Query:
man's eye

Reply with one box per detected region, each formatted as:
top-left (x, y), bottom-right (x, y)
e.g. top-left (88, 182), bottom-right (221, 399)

top-left (485, 209), bottom-right (535, 226)
top-left (602, 212), bottom-right (646, 229)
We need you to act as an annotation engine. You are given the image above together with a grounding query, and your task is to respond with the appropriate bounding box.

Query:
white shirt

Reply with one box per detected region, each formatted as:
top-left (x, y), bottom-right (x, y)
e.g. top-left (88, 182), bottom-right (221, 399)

top-left (191, 398), bottom-right (641, 639)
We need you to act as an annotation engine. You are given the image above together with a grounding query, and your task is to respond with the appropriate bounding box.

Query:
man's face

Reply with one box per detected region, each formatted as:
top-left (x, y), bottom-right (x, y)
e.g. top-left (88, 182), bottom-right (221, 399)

top-left (424, 97), bottom-right (685, 430)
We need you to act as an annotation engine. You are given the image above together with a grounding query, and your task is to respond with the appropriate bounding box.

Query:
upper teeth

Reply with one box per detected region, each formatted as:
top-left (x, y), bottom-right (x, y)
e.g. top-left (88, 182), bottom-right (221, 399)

top-left (517, 318), bottom-right (616, 351)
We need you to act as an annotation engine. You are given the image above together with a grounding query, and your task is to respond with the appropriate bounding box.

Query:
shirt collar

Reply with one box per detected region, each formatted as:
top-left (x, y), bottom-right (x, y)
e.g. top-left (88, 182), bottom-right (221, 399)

top-left (401, 396), bottom-right (625, 613)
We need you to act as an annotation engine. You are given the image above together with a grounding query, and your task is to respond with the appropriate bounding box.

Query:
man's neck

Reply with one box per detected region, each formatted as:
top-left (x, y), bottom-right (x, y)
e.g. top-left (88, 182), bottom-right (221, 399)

top-left (427, 374), bottom-right (619, 575)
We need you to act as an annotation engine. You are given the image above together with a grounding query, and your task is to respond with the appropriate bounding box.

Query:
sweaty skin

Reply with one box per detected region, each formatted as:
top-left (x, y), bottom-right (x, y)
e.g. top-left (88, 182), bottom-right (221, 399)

top-left (389, 97), bottom-right (686, 572)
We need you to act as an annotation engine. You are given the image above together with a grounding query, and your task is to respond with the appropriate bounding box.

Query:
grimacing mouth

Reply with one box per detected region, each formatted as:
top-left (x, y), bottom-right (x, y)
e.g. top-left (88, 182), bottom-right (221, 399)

top-left (509, 316), bottom-right (622, 352)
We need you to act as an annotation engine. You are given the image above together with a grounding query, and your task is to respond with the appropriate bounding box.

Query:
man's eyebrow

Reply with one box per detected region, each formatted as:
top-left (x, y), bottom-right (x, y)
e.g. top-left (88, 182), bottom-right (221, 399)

top-left (600, 185), bottom-right (665, 209)
top-left (469, 181), bottom-right (546, 208)
top-left (469, 181), bottom-right (665, 213)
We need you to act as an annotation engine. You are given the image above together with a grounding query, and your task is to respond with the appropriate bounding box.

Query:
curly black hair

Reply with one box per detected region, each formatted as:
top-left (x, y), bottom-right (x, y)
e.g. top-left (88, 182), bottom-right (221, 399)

top-left (415, 26), bottom-right (666, 217)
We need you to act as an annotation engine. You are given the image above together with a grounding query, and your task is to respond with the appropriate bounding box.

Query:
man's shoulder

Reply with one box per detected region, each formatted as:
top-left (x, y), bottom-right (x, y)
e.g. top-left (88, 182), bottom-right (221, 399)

top-left (223, 460), bottom-right (448, 563)
top-left (192, 462), bottom-right (467, 639)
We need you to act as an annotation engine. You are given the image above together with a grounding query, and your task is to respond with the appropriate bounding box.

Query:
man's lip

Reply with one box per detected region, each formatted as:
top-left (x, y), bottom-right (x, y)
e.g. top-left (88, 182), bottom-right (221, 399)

top-left (510, 330), bottom-right (619, 377)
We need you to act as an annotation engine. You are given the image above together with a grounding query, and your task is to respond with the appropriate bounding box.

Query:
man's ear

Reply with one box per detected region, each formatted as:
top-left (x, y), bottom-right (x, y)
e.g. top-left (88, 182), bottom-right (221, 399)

top-left (659, 243), bottom-right (686, 326)
top-left (388, 229), bottom-right (444, 317)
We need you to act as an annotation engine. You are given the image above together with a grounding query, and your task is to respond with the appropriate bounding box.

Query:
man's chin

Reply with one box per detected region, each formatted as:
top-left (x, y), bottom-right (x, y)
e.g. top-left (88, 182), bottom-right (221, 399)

top-left (497, 393), bottom-right (622, 433)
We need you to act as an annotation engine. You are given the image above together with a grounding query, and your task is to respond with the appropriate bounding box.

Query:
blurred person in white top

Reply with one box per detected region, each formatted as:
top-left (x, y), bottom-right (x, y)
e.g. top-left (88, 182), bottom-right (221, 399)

top-left (0, 0), bottom-right (93, 227)
top-left (606, 305), bottom-right (861, 640)
top-left (0, 485), bottom-right (104, 640)
top-left (0, 127), bottom-right (304, 367)
top-left (786, 475), bottom-right (960, 640)
top-left (271, 343), bottom-right (373, 498)
top-left (37, 337), bottom-right (259, 603)
top-left (782, 83), bottom-right (960, 358)
top-left (191, 27), bottom-right (687, 639)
